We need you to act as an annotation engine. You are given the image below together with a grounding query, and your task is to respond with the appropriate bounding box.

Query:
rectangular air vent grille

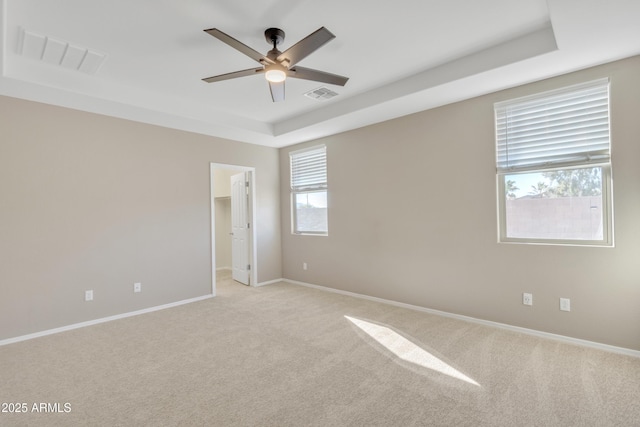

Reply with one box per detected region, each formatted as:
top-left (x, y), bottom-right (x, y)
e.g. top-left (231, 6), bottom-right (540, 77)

top-left (18, 27), bottom-right (107, 75)
top-left (304, 87), bottom-right (339, 101)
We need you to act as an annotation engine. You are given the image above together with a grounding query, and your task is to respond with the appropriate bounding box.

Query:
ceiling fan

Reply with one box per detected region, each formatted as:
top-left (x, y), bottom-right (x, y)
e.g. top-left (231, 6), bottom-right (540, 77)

top-left (202, 27), bottom-right (349, 102)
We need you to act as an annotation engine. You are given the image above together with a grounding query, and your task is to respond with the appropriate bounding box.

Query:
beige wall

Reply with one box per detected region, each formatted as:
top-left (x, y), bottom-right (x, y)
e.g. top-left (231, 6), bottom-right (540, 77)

top-left (0, 95), bottom-right (281, 340)
top-left (280, 56), bottom-right (640, 351)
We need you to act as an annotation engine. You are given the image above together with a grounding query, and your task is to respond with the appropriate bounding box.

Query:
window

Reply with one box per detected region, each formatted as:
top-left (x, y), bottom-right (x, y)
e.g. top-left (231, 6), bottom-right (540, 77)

top-left (495, 79), bottom-right (613, 246)
top-left (290, 145), bottom-right (328, 235)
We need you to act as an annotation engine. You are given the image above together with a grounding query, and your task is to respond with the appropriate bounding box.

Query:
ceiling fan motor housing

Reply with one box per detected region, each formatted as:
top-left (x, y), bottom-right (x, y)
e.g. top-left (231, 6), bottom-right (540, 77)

top-left (264, 28), bottom-right (285, 47)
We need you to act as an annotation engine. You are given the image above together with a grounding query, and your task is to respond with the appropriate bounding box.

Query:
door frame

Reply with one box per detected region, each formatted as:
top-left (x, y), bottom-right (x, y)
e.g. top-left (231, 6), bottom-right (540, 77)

top-left (210, 163), bottom-right (257, 296)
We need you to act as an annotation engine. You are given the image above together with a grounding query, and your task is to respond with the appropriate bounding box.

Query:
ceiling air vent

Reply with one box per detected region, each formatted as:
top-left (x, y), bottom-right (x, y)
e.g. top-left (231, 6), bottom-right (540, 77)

top-left (17, 27), bottom-right (107, 75)
top-left (304, 87), bottom-right (339, 101)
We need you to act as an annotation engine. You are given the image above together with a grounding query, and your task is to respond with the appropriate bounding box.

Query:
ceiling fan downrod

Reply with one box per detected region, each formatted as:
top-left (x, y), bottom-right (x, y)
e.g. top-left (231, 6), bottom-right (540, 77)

top-left (264, 28), bottom-right (285, 50)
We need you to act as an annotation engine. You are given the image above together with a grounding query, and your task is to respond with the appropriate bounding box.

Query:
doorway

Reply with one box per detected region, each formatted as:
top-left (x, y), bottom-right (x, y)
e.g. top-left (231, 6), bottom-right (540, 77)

top-left (210, 163), bottom-right (256, 295)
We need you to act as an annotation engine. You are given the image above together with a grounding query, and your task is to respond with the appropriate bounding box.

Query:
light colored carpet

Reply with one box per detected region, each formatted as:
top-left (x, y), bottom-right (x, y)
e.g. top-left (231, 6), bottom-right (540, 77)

top-left (1, 271), bottom-right (639, 426)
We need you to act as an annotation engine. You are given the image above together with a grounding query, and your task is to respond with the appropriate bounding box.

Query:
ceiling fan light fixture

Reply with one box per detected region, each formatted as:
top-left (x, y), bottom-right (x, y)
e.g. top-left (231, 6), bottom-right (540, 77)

top-left (265, 68), bottom-right (286, 83)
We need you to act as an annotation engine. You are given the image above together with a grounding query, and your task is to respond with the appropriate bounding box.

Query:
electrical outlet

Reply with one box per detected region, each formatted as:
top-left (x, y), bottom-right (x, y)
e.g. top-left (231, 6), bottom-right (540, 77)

top-left (523, 293), bottom-right (533, 306)
top-left (134, 282), bottom-right (142, 293)
top-left (303, 262), bottom-right (308, 270)
top-left (85, 290), bottom-right (93, 301)
top-left (560, 298), bottom-right (571, 312)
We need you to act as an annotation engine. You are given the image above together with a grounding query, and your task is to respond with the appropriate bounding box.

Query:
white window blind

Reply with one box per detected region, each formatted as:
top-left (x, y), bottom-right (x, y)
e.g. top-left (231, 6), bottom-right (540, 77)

top-left (495, 79), bottom-right (610, 173)
top-left (290, 145), bottom-right (327, 191)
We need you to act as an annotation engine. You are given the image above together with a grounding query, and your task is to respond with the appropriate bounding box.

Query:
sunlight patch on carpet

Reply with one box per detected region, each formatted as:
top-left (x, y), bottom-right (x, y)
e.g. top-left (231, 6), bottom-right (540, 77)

top-left (345, 316), bottom-right (480, 386)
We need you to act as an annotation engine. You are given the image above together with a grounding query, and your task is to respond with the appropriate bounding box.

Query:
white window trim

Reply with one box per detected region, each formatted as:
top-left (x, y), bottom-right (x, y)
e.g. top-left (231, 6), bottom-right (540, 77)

top-left (290, 145), bottom-right (328, 236)
top-left (291, 190), bottom-right (329, 236)
top-left (495, 79), bottom-right (614, 247)
top-left (496, 165), bottom-right (614, 247)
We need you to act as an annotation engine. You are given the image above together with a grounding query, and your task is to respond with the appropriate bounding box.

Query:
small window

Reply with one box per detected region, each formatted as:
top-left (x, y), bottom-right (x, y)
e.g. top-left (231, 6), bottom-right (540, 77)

top-left (290, 145), bottom-right (328, 235)
top-left (495, 79), bottom-right (613, 246)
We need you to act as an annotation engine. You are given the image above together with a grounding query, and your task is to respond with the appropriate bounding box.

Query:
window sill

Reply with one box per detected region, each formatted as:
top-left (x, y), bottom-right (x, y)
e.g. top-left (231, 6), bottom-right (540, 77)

top-left (292, 232), bottom-right (328, 237)
top-left (498, 238), bottom-right (613, 248)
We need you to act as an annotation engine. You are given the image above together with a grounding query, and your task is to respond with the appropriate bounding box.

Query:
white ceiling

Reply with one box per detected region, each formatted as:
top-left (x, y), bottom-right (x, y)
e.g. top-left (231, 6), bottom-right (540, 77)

top-left (1, 0), bottom-right (639, 148)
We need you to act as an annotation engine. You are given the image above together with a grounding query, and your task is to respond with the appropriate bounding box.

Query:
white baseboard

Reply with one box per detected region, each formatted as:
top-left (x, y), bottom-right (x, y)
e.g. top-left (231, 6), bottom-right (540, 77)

top-left (216, 266), bottom-right (232, 271)
top-left (255, 278), bottom-right (284, 287)
top-left (0, 294), bottom-right (214, 347)
top-left (284, 278), bottom-right (640, 359)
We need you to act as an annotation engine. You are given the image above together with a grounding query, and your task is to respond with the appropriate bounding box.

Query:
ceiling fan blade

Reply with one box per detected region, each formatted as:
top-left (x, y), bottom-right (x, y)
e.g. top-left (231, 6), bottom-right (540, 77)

top-left (288, 66), bottom-right (349, 86)
top-left (204, 28), bottom-right (273, 64)
top-left (269, 81), bottom-right (285, 102)
top-left (202, 67), bottom-right (264, 83)
top-left (277, 27), bottom-right (335, 67)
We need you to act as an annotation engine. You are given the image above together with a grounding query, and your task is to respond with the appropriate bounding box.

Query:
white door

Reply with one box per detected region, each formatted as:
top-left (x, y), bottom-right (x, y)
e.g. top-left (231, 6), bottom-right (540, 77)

top-left (231, 172), bottom-right (250, 285)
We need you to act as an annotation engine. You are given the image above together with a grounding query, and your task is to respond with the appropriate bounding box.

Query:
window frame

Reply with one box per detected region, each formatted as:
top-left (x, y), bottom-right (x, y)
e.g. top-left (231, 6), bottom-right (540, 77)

top-left (495, 79), bottom-right (614, 247)
top-left (496, 164), bottom-right (613, 246)
top-left (290, 145), bottom-right (328, 236)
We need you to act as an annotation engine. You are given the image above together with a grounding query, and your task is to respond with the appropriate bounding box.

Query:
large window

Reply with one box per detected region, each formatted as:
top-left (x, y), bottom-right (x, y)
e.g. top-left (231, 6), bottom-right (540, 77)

top-left (290, 145), bottom-right (328, 235)
top-left (495, 79), bottom-right (613, 246)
